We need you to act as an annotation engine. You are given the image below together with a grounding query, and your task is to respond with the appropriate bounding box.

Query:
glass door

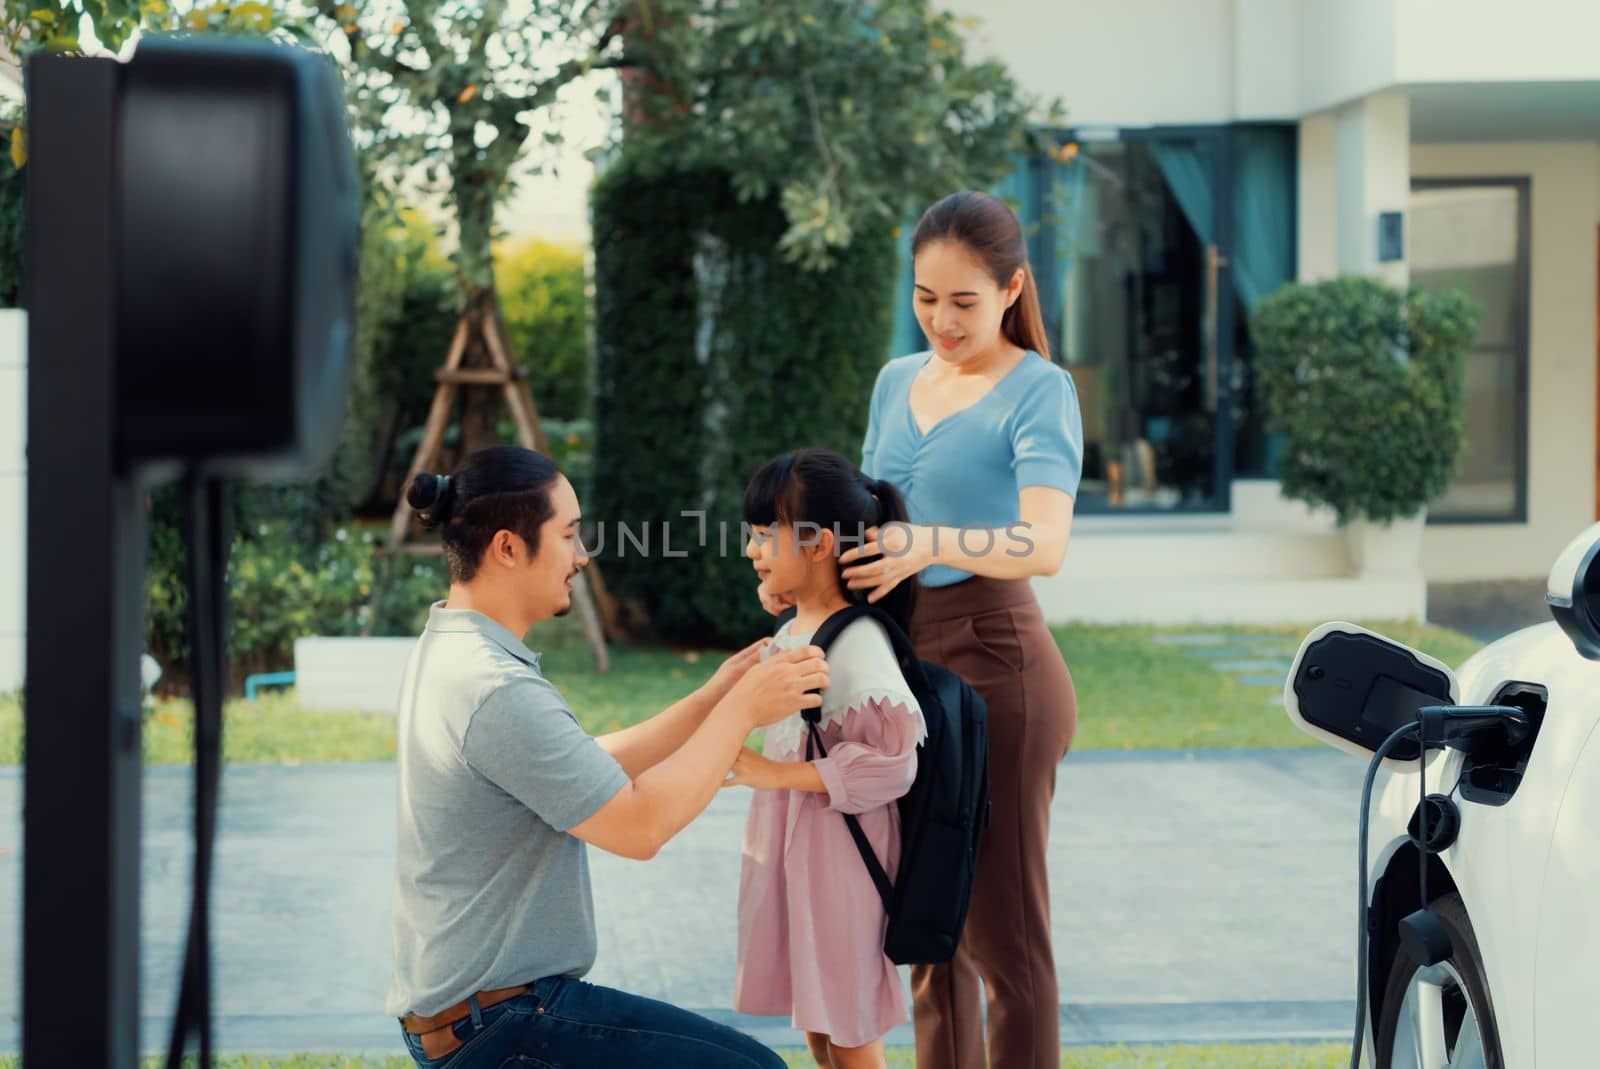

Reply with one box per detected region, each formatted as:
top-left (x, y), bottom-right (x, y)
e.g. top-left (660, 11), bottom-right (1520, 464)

top-left (1031, 130), bottom-right (1235, 513)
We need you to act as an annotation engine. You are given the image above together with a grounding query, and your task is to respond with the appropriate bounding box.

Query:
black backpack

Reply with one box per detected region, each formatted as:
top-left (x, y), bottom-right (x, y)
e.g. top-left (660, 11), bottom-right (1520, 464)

top-left (777, 604), bottom-right (990, 965)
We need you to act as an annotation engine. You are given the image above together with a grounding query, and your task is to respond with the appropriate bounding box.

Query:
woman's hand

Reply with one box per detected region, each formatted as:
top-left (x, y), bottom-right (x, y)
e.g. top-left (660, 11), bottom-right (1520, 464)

top-left (722, 746), bottom-right (787, 791)
top-left (698, 637), bottom-right (771, 705)
top-left (838, 523), bottom-right (935, 603)
top-left (756, 576), bottom-right (796, 617)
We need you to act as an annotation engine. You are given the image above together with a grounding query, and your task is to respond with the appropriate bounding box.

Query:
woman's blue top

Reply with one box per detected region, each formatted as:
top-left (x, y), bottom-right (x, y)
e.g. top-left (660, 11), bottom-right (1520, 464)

top-left (862, 351), bottom-right (1083, 588)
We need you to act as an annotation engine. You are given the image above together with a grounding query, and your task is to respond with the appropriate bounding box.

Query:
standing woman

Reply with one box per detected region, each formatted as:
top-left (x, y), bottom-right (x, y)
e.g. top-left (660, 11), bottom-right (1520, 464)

top-left (846, 191), bottom-right (1082, 1069)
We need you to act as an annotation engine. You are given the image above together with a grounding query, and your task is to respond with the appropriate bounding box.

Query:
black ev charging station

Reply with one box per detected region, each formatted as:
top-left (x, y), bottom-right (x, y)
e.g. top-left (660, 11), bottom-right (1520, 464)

top-left (23, 38), bottom-right (359, 1068)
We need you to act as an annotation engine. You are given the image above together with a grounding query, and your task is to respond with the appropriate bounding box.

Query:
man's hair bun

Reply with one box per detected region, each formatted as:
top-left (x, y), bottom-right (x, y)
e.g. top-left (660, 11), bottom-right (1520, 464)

top-left (406, 473), bottom-right (454, 527)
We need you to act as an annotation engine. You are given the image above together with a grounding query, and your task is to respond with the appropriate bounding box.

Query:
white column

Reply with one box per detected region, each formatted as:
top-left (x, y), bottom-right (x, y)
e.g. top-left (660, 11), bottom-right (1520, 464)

top-left (1335, 90), bottom-right (1411, 286)
top-left (1297, 112), bottom-right (1339, 281)
top-left (0, 308), bottom-right (24, 692)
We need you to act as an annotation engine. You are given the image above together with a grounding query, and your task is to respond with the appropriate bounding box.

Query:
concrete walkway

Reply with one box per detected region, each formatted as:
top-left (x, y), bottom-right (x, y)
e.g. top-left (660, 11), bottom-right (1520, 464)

top-left (0, 749), bottom-right (1371, 1053)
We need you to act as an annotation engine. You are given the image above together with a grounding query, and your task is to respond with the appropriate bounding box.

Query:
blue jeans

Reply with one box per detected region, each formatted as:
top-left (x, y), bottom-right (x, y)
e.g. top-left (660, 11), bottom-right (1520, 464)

top-left (399, 976), bottom-right (785, 1069)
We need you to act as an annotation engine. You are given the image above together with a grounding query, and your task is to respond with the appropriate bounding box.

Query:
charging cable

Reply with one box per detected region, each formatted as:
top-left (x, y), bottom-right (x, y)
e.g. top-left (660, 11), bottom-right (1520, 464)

top-left (1418, 716), bottom-right (1431, 920)
top-left (1349, 721), bottom-right (1421, 1069)
top-left (164, 474), bottom-right (229, 1069)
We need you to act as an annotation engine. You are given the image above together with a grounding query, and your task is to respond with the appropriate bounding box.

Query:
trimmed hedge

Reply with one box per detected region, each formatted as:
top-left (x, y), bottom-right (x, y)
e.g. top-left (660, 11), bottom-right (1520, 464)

top-left (1250, 276), bottom-right (1478, 525)
top-left (592, 162), bottom-right (894, 646)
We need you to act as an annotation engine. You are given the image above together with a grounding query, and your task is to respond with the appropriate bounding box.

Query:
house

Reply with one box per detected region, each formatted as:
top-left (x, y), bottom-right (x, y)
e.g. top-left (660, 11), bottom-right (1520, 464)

top-left (896, 0), bottom-right (1600, 625)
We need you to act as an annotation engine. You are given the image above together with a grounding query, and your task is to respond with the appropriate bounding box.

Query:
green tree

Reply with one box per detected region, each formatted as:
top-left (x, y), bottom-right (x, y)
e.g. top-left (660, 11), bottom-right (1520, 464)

top-left (317, 0), bottom-right (638, 298)
top-left (277, 0), bottom-right (639, 456)
top-left (0, 1), bottom-right (310, 176)
top-left (593, 2), bottom-right (1041, 643)
top-left (626, 0), bottom-right (1048, 270)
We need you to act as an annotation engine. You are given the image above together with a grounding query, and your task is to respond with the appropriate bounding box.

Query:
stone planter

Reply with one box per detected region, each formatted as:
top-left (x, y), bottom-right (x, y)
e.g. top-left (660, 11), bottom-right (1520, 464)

top-left (294, 636), bottom-right (418, 713)
top-left (1346, 509), bottom-right (1427, 577)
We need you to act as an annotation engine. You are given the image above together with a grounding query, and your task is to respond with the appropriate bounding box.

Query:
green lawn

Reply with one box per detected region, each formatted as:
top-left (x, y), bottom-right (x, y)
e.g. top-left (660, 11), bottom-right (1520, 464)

top-left (1062, 619), bottom-right (1483, 751)
top-left (0, 618), bottom-right (1483, 764)
top-left (787, 1044), bottom-right (1349, 1068)
top-left (0, 1044), bottom-right (1350, 1068)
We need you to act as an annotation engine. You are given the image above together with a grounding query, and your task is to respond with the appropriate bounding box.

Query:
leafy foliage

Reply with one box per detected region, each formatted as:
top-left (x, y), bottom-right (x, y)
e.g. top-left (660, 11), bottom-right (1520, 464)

top-left (357, 202), bottom-right (461, 505)
top-left (497, 238), bottom-right (589, 420)
top-left (305, 0), bottom-right (638, 294)
top-left (628, 0), bottom-right (1047, 271)
top-left (0, 0), bottom-right (313, 75)
top-left (589, 2), bottom-right (1036, 642)
top-left (592, 163), bottom-right (893, 646)
top-left (1250, 276), bottom-right (1479, 524)
top-left (145, 498), bottom-right (446, 687)
top-left (1, 0), bottom-right (1039, 283)
top-left (0, 0), bottom-right (613, 297)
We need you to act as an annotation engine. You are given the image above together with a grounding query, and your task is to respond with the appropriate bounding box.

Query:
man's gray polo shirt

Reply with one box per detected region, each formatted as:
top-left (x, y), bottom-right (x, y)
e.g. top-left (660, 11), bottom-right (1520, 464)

top-left (385, 604), bottom-right (629, 1018)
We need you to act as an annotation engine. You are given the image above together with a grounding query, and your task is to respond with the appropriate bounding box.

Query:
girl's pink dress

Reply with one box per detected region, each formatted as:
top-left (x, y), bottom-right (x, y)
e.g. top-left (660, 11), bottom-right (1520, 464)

top-left (733, 617), bottom-right (926, 1047)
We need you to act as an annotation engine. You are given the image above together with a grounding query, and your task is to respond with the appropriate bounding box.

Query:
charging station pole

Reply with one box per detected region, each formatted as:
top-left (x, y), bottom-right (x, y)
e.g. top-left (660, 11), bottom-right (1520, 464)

top-left (23, 54), bottom-right (147, 1067)
top-left (21, 39), bottom-right (358, 1066)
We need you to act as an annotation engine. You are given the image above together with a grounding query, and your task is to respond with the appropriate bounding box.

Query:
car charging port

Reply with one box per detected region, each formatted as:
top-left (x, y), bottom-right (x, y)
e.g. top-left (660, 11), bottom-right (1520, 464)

top-left (1458, 683), bottom-right (1548, 806)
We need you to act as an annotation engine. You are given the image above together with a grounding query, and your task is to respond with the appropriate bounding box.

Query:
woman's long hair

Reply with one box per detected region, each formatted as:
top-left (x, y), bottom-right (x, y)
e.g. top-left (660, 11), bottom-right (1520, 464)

top-left (742, 448), bottom-right (917, 635)
top-left (913, 190), bottom-right (1052, 362)
top-left (406, 446), bottom-right (562, 582)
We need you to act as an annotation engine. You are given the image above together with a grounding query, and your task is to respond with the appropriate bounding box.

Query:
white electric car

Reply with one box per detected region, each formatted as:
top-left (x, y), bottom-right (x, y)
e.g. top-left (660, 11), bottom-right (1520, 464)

top-left (1284, 522), bottom-right (1600, 1069)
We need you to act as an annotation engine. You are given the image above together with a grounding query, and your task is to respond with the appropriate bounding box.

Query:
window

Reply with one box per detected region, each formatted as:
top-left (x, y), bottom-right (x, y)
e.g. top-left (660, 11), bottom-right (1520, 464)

top-left (1410, 179), bottom-right (1530, 523)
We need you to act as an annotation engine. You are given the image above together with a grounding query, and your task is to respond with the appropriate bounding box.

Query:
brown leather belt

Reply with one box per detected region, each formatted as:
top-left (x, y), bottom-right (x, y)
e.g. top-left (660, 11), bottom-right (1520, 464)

top-left (401, 984), bottom-right (529, 1059)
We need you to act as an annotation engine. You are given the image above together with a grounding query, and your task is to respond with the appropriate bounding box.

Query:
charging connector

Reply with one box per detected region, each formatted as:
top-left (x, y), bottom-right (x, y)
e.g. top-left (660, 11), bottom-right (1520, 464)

top-left (1417, 705), bottom-right (1534, 754)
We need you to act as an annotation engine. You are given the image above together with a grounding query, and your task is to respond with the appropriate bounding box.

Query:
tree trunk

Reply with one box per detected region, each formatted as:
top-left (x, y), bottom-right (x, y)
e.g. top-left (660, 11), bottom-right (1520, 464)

top-left (618, 8), bottom-right (686, 137)
top-left (451, 153), bottom-right (503, 457)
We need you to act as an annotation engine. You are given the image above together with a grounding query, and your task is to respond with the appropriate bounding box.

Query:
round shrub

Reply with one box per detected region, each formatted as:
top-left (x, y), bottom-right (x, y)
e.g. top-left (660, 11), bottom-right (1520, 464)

top-left (1250, 276), bottom-right (1478, 525)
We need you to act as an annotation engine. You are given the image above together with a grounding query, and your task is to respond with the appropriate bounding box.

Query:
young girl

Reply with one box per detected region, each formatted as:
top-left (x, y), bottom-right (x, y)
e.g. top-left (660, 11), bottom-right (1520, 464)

top-left (723, 449), bottom-right (927, 1069)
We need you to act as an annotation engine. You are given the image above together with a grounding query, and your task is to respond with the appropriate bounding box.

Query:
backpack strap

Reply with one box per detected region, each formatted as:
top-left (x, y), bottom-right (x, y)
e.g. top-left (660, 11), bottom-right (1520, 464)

top-left (803, 603), bottom-right (930, 694)
top-left (775, 603), bottom-right (876, 726)
top-left (804, 719), bottom-right (895, 913)
top-left (781, 602), bottom-right (902, 914)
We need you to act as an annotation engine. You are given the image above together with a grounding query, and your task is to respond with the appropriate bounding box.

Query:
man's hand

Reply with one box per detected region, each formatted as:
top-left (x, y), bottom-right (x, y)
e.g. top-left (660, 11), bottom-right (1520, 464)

top-left (571, 648), bottom-right (826, 861)
top-left (724, 645), bottom-right (827, 727)
top-left (699, 636), bottom-right (770, 705)
top-left (756, 576), bottom-right (797, 617)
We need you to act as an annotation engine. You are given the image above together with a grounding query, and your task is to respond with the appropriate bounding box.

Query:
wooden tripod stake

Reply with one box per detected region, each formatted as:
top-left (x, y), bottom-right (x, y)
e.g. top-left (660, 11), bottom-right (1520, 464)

top-left (389, 291), bottom-right (614, 671)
